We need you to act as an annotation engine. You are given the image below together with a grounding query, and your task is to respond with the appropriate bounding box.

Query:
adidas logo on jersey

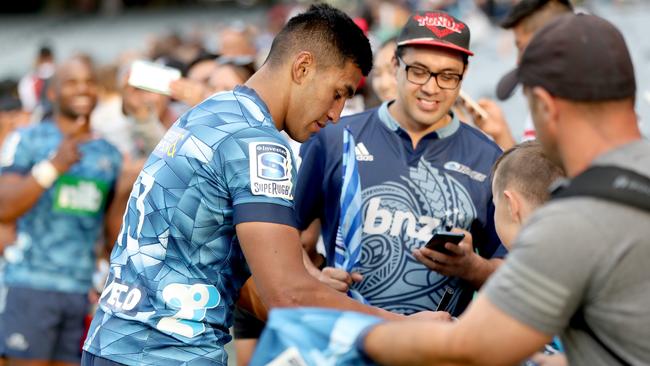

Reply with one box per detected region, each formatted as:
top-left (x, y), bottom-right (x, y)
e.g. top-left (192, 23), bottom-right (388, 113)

top-left (355, 143), bottom-right (374, 161)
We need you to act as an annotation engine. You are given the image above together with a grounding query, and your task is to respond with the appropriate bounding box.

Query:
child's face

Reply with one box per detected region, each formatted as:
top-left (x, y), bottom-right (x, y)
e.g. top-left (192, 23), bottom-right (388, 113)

top-left (492, 180), bottom-right (520, 250)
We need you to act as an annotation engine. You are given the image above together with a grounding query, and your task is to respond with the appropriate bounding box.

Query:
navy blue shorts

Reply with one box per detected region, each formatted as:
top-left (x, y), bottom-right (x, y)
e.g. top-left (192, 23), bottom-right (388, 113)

top-left (1, 286), bottom-right (88, 362)
top-left (81, 351), bottom-right (126, 366)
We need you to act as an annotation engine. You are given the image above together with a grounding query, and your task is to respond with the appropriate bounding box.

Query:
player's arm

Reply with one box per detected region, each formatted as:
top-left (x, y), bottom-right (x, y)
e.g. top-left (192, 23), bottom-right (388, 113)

top-left (362, 293), bottom-right (550, 366)
top-left (237, 221), bottom-right (403, 320)
top-left (0, 131), bottom-right (84, 222)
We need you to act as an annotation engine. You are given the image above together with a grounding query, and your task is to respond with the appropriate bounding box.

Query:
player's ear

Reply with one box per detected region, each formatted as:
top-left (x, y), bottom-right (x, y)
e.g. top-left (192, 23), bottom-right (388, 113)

top-left (291, 51), bottom-right (314, 85)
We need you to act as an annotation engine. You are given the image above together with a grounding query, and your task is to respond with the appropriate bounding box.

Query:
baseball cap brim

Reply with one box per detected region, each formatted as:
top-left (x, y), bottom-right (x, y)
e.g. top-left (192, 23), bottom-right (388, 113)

top-left (496, 68), bottom-right (519, 100)
top-left (397, 39), bottom-right (474, 56)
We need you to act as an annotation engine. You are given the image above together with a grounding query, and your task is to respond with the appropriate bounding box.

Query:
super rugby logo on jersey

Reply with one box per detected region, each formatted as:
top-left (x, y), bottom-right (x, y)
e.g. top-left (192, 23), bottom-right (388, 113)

top-left (249, 142), bottom-right (293, 200)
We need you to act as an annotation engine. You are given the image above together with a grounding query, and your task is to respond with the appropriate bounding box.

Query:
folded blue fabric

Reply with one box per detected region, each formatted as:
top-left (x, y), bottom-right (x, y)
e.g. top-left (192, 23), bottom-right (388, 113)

top-left (250, 307), bottom-right (383, 366)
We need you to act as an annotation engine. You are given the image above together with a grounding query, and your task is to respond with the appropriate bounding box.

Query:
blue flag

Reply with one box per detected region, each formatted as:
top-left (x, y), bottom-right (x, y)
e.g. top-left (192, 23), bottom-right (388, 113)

top-left (334, 128), bottom-right (367, 303)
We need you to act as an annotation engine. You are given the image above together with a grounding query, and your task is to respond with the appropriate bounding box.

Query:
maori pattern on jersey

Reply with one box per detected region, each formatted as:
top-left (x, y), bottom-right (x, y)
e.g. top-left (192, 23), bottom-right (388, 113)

top-left (353, 159), bottom-right (476, 314)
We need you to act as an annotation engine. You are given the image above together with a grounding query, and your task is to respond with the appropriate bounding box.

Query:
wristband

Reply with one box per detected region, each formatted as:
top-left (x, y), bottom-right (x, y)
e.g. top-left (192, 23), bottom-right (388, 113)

top-left (31, 160), bottom-right (59, 188)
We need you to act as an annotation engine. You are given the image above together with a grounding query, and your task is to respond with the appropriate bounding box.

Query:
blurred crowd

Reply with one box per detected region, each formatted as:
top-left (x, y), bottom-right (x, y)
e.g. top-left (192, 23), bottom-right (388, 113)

top-left (0, 0), bottom-right (647, 365)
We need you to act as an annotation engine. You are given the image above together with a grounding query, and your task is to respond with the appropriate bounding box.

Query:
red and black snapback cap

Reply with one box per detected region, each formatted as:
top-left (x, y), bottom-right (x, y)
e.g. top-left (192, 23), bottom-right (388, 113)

top-left (397, 11), bottom-right (473, 56)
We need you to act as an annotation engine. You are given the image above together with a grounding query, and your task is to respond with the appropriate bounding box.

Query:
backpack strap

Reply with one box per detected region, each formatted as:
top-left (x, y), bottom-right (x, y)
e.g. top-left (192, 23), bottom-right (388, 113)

top-left (551, 165), bottom-right (650, 212)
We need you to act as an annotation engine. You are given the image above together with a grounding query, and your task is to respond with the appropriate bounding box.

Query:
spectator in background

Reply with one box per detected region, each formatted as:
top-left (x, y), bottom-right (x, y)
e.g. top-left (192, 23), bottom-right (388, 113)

top-left (0, 56), bottom-right (123, 366)
top-left (17, 45), bottom-right (55, 116)
top-left (0, 81), bottom-right (30, 254)
top-left (369, 37), bottom-right (398, 103)
top-left (209, 56), bottom-right (256, 93)
top-left (471, 0), bottom-right (573, 150)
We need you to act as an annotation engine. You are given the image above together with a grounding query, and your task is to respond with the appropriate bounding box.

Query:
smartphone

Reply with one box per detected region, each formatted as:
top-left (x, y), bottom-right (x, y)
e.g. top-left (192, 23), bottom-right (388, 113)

top-left (458, 90), bottom-right (489, 120)
top-left (425, 231), bottom-right (465, 255)
top-left (127, 60), bottom-right (181, 96)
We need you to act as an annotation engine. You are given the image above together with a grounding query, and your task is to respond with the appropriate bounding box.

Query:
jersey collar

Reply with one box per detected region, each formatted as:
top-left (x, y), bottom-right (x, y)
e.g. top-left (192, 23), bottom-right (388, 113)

top-left (377, 101), bottom-right (460, 139)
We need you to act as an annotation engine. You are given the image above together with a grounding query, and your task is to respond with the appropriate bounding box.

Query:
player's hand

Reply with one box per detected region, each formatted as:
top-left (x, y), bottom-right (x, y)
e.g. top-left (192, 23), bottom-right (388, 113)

top-left (317, 266), bottom-right (363, 293)
top-left (406, 310), bottom-right (452, 322)
top-left (413, 229), bottom-right (478, 279)
top-left (473, 98), bottom-right (516, 150)
top-left (50, 117), bottom-right (88, 173)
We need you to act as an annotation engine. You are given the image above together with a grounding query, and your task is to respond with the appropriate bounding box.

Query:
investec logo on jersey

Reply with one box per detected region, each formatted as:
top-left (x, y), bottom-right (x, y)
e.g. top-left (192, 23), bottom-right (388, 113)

top-left (355, 143), bottom-right (374, 161)
top-left (249, 142), bottom-right (293, 200)
top-left (153, 126), bottom-right (189, 159)
top-left (363, 197), bottom-right (441, 242)
top-left (53, 175), bottom-right (109, 215)
top-left (444, 161), bottom-right (487, 182)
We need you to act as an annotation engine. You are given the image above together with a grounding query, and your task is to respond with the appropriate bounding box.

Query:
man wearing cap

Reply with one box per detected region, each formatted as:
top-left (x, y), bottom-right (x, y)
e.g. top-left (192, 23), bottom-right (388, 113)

top-left (471, 0), bottom-right (573, 150)
top-left (295, 11), bottom-right (506, 317)
top-left (358, 13), bottom-right (650, 365)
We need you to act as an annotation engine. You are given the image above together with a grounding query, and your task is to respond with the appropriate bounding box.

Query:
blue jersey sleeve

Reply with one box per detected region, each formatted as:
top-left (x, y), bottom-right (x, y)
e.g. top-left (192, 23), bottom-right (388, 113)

top-left (219, 128), bottom-right (297, 228)
top-left (294, 132), bottom-right (329, 231)
top-left (0, 129), bottom-right (34, 174)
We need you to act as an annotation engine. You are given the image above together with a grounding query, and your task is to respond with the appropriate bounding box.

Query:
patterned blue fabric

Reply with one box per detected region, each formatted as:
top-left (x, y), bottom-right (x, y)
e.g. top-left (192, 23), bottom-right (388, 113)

top-left (83, 86), bottom-right (298, 366)
top-left (0, 122), bottom-right (122, 293)
top-left (250, 308), bottom-right (381, 366)
top-left (295, 102), bottom-right (506, 316)
top-left (335, 128), bottom-right (367, 304)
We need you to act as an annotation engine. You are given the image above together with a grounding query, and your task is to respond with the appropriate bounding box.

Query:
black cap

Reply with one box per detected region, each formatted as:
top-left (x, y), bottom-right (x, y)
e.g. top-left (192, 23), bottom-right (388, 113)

top-left (500, 0), bottom-right (573, 29)
top-left (496, 14), bottom-right (636, 102)
top-left (397, 11), bottom-right (473, 56)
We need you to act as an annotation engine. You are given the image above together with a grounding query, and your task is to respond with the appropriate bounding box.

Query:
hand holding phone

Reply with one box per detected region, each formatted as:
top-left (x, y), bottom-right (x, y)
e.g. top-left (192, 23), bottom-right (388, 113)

top-left (425, 231), bottom-right (465, 256)
top-left (458, 90), bottom-right (489, 120)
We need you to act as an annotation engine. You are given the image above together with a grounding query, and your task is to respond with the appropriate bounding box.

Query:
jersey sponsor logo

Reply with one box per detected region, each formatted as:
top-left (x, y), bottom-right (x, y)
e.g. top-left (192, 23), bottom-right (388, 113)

top-left (249, 142), bottom-right (293, 200)
top-left (153, 126), bottom-right (189, 159)
top-left (156, 283), bottom-right (221, 339)
top-left (444, 161), bottom-right (487, 182)
top-left (101, 279), bottom-right (143, 312)
top-left (53, 175), bottom-right (110, 215)
top-left (355, 143), bottom-right (374, 161)
top-left (363, 197), bottom-right (440, 242)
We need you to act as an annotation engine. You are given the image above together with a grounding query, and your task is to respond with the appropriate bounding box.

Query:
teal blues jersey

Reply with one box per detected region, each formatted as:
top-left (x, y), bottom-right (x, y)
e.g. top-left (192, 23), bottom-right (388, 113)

top-left (83, 86), bottom-right (297, 366)
top-left (0, 122), bottom-right (122, 293)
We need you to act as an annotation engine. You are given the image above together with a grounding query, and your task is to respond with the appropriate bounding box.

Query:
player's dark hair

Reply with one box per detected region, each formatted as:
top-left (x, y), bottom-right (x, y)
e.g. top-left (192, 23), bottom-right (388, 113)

top-left (264, 3), bottom-right (373, 76)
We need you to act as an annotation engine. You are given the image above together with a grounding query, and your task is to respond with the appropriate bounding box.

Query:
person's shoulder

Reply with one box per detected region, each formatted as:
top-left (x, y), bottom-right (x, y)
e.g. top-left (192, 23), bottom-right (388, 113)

top-left (456, 122), bottom-right (502, 152)
top-left (319, 107), bottom-right (379, 140)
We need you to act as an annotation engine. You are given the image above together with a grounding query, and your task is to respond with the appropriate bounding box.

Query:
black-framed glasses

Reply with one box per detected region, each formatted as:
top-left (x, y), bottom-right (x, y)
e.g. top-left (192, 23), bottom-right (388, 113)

top-left (397, 56), bottom-right (463, 90)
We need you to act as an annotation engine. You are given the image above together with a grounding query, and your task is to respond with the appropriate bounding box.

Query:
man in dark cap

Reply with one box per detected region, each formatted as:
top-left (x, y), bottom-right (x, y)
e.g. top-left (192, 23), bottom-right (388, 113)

top-left (471, 0), bottom-right (574, 149)
top-left (359, 13), bottom-right (650, 365)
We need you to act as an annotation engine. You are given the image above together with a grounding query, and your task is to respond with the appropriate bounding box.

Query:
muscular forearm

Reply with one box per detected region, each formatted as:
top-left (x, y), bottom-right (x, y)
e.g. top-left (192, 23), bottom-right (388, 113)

top-left (364, 321), bottom-right (465, 366)
top-left (463, 257), bottom-right (503, 289)
top-left (265, 274), bottom-right (404, 321)
top-left (0, 174), bottom-right (46, 222)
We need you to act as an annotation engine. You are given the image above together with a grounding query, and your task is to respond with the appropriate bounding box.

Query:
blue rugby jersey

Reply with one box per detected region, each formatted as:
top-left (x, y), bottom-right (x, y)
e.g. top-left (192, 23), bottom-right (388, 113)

top-left (295, 102), bottom-right (506, 316)
top-left (0, 122), bottom-right (122, 294)
top-left (83, 86), bottom-right (297, 366)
